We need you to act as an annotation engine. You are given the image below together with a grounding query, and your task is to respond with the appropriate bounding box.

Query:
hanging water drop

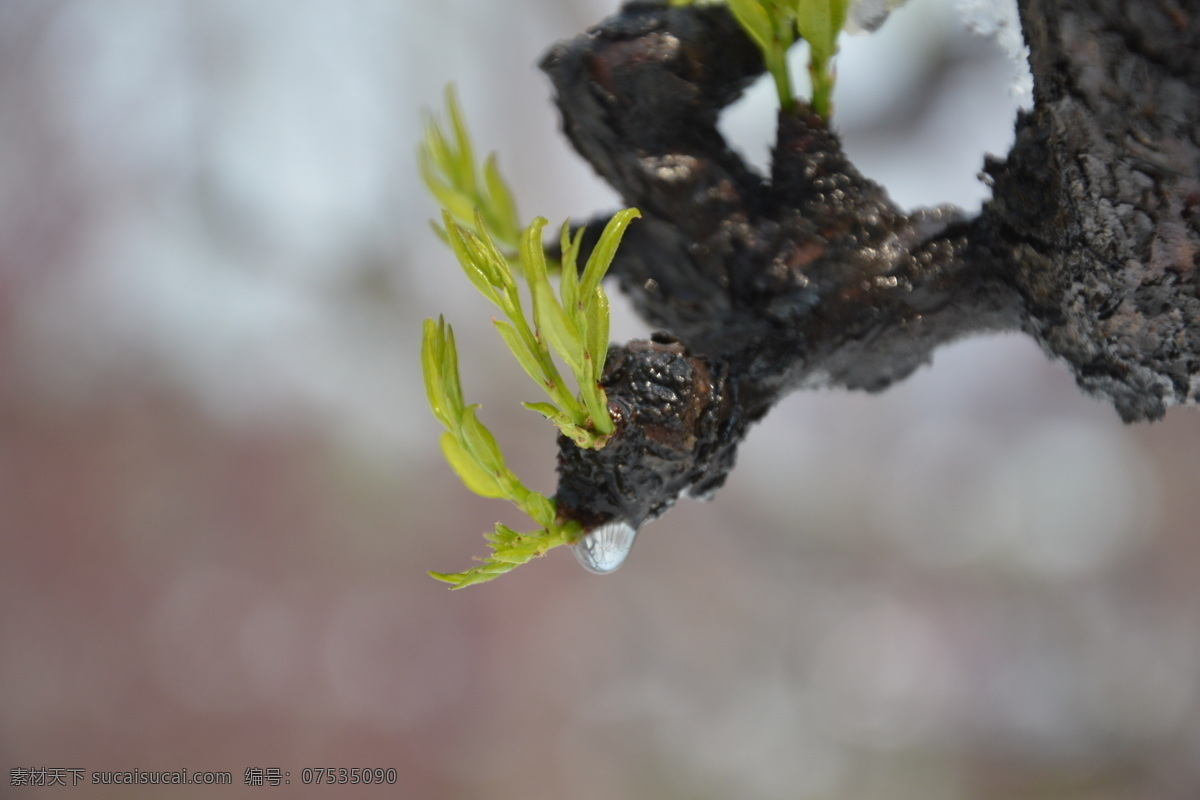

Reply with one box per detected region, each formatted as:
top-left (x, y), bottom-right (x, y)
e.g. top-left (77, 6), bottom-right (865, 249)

top-left (572, 520), bottom-right (639, 574)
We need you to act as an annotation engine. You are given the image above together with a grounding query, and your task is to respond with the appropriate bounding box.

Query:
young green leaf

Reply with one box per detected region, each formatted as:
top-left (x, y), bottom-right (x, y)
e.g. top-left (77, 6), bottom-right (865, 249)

top-left (421, 161), bottom-right (477, 226)
top-left (726, 0), bottom-right (776, 53)
top-left (440, 432), bottom-right (507, 499)
top-left (458, 407), bottom-right (508, 478)
top-left (521, 400), bottom-right (564, 420)
top-left (482, 154), bottom-right (520, 246)
top-left (493, 319), bottom-right (547, 389)
top-left (579, 371), bottom-right (612, 439)
top-left (796, 0), bottom-right (850, 63)
top-left (443, 84), bottom-right (477, 198)
top-left (585, 287), bottom-right (611, 388)
top-left (521, 401), bottom-right (601, 448)
top-left (559, 229), bottom-right (580, 320)
top-left (428, 519), bottom-right (580, 589)
top-left (421, 318), bottom-right (452, 429)
top-left (580, 210), bottom-right (641, 300)
top-left (559, 221), bottom-right (586, 292)
top-left (422, 317), bottom-right (466, 425)
top-left (795, 1), bottom-right (850, 116)
top-left (443, 213), bottom-right (502, 305)
top-left (472, 209), bottom-right (517, 292)
top-left (521, 493), bottom-right (557, 530)
top-left (532, 280), bottom-right (584, 376)
top-left (438, 320), bottom-right (465, 418)
top-left (519, 217), bottom-right (551, 286)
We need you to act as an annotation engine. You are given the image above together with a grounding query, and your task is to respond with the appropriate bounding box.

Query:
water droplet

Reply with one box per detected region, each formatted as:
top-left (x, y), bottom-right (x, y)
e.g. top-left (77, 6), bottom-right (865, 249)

top-left (572, 520), bottom-right (638, 574)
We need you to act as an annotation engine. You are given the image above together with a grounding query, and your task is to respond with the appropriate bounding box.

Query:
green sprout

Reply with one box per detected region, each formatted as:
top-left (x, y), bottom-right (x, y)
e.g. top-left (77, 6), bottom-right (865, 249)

top-left (792, 0), bottom-right (851, 116)
top-left (422, 211), bottom-right (638, 588)
top-left (419, 87), bottom-right (641, 587)
top-left (422, 316), bottom-right (579, 589)
top-left (440, 208), bottom-right (640, 449)
top-left (418, 84), bottom-right (521, 256)
top-left (673, 0), bottom-right (851, 117)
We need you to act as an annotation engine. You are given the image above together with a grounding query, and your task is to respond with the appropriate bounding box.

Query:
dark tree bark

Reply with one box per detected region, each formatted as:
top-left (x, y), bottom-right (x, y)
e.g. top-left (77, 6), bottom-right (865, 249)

top-left (991, 0), bottom-right (1200, 422)
top-left (539, 1), bottom-right (1199, 535)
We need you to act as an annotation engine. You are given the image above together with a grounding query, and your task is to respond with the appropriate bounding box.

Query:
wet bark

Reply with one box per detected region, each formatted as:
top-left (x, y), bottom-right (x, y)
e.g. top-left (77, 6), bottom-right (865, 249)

top-left (541, 1), bottom-right (1200, 533)
top-left (992, 0), bottom-right (1200, 422)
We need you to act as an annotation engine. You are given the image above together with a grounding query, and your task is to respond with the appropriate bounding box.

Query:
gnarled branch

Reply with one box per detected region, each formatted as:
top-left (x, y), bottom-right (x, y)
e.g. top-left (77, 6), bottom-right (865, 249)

top-left (539, 0), bottom-right (1199, 535)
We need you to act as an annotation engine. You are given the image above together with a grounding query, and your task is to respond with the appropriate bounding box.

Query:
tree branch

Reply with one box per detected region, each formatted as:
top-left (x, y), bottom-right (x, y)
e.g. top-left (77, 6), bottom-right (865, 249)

top-left (539, 0), bottom-right (1199, 534)
top-left (987, 0), bottom-right (1200, 422)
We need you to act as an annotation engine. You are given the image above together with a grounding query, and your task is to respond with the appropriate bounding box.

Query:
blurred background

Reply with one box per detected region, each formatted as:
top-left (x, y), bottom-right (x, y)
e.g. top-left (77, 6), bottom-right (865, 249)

top-left (3, 0), bottom-right (1199, 797)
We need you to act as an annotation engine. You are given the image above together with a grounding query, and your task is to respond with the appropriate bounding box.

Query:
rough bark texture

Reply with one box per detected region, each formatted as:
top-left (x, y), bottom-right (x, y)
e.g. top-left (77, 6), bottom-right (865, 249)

top-left (542, 0), bottom-right (1200, 533)
top-left (992, 0), bottom-right (1200, 422)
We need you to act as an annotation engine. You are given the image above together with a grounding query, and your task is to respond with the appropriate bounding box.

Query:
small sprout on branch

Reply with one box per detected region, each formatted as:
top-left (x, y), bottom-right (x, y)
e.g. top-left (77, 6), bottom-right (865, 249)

top-left (422, 207), bottom-right (640, 586)
top-left (793, 0), bottom-right (851, 116)
top-left (422, 316), bottom-right (580, 588)
top-left (674, 0), bottom-right (857, 117)
top-left (725, 0), bottom-right (800, 111)
top-left (438, 208), bottom-right (640, 448)
top-left (419, 94), bottom-right (642, 585)
top-left (418, 84), bottom-right (521, 256)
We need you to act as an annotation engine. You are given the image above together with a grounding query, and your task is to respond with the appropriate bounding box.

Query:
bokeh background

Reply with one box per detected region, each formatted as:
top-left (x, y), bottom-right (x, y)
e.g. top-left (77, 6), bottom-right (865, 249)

top-left (3, 0), bottom-right (1199, 797)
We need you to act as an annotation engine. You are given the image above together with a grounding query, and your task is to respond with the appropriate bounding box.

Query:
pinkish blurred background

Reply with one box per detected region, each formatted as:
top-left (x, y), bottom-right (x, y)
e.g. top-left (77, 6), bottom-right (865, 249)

top-left (2, 1), bottom-right (1199, 798)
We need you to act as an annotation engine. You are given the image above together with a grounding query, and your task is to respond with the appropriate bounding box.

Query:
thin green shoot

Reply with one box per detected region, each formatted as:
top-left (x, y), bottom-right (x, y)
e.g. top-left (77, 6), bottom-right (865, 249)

top-left (677, 0), bottom-right (851, 118)
top-left (422, 316), bottom-right (580, 588)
